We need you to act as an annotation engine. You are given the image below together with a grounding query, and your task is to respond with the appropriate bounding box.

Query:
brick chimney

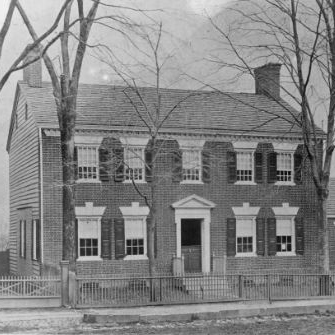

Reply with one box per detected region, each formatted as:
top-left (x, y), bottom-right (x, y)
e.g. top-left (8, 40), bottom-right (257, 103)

top-left (254, 63), bottom-right (281, 100)
top-left (23, 45), bottom-right (42, 87)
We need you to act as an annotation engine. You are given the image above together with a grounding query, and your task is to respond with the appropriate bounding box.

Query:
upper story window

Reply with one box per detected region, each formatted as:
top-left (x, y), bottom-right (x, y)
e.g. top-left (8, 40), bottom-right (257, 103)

top-left (77, 146), bottom-right (99, 181)
top-left (276, 152), bottom-right (293, 182)
top-left (124, 146), bottom-right (145, 182)
top-left (236, 151), bottom-right (253, 182)
top-left (182, 149), bottom-right (201, 182)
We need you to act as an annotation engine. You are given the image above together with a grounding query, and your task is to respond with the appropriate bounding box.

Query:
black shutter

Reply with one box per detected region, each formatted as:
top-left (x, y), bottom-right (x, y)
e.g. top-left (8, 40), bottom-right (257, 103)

top-left (114, 147), bottom-right (124, 182)
top-left (99, 147), bottom-right (109, 182)
top-left (101, 219), bottom-right (111, 259)
top-left (295, 217), bottom-right (304, 255)
top-left (202, 149), bottom-right (211, 183)
top-left (227, 218), bottom-right (236, 256)
top-left (172, 149), bottom-right (182, 182)
top-left (114, 218), bottom-right (125, 260)
top-left (294, 150), bottom-right (303, 184)
top-left (227, 151), bottom-right (237, 183)
top-left (75, 219), bottom-right (78, 259)
top-left (267, 218), bottom-right (277, 256)
top-left (74, 147), bottom-right (78, 180)
top-left (145, 147), bottom-right (153, 183)
top-left (256, 218), bottom-right (265, 256)
top-left (254, 152), bottom-right (263, 183)
top-left (36, 219), bottom-right (40, 261)
top-left (267, 152), bottom-right (277, 183)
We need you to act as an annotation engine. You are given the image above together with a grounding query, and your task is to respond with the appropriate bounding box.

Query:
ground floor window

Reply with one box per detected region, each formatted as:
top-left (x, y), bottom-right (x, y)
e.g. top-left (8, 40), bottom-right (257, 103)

top-left (124, 218), bottom-right (147, 259)
top-left (20, 220), bottom-right (26, 258)
top-left (236, 218), bottom-right (256, 255)
top-left (276, 218), bottom-right (295, 254)
top-left (78, 218), bottom-right (100, 260)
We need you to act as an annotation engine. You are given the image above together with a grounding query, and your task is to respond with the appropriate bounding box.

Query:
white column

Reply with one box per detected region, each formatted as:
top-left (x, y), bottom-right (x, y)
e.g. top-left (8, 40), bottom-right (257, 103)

top-left (176, 218), bottom-right (181, 258)
top-left (202, 218), bottom-right (211, 273)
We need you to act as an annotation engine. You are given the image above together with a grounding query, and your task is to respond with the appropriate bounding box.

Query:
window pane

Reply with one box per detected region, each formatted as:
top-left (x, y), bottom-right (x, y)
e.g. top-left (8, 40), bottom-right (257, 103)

top-left (277, 153), bottom-right (292, 182)
top-left (182, 150), bottom-right (201, 181)
top-left (124, 147), bottom-right (144, 181)
top-left (77, 146), bottom-right (98, 180)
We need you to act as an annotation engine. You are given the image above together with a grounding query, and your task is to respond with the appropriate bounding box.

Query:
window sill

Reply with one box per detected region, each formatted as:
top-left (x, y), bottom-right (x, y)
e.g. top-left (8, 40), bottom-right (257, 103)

top-left (235, 253), bottom-right (257, 257)
top-left (234, 181), bottom-right (257, 186)
top-left (124, 255), bottom-right (148, 261)
top-left (77, 256), bottom-right (102, 261)
top-left (276, 252), bottom-right (296, 257)
top-left (275, 181), bottom-right (296, 186)
top-left (123, 180), bottom-right (147, 184)
top-left (180, 180), bottom-right (204, 185)
top-left (76, 179), bottom-right (101, 184)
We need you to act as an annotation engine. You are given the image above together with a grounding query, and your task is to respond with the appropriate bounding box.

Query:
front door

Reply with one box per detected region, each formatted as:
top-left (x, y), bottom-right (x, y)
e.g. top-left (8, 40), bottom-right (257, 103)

top-left (181, 219), bottom-right (202, 272)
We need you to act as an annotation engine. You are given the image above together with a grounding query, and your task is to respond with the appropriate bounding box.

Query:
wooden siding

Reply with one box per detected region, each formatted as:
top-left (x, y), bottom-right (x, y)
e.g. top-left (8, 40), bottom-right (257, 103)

top-left (8, 90), bottom-right (40, 276)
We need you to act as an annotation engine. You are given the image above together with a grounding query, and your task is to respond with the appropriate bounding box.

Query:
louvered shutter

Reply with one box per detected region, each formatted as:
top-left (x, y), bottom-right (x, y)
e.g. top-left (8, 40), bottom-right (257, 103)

top-left (114, 147), bottom-right (124, 182)
top-left (254, 152), bottom-right (263, 183)
top-left (74, 147), bottom-right (78, 180)
top-left (294, 148), bottom-right (303, 184)
top-left (227, 151), bottom-right (237, 183)
top-left (145, 147), bottom-right (153, 183)
top-left (295, 217), bottom-right (304, 255)
top-left (99, 147), bottom-right (109, 182)
top-left (101, 219), bottom-right (112, 259)
top-left (267, 152), bottom-right (277, 183)
top-left (75, 219), bottom-right (78, 259)
top-left (256, 218), bottom-right (265, 256)
top-left (202, 149), bottom-right (211, 183)
top-left (172, 149), bottom-right (182, 182)
top-left (267, 218), bottom-right (277, 256)
top-left (227, 218), bottom-right (236, 256)
top-left (114, 218), bottom-right (125, 260)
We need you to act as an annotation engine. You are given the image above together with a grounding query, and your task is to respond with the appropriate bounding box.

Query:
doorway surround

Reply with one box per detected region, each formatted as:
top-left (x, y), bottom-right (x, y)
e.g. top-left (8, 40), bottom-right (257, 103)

top-left (171, 194), bottom-right (216, 273)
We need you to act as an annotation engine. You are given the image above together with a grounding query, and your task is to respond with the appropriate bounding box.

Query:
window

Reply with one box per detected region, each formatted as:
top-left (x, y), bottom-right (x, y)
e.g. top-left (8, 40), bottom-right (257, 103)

top-left (32, 219), bottom-right (37, 260)
top-left (25, 103), bottom-right (28, 121)
top-left (77, 146), bottom-right (99, 181)
top-left (236, 151), bottom-right (253, 182)
top-left (277, 152), bottom-right (293, 182)
top-left (20, 220), bottom-right (26, 258)
top-left (77, 218), bottom-right (100, 260)
top-left (125, 218), bottom-right (146, 258)
top-left (182, 149), bottom-right (201, 181)
top-left (276, 218), bottom-right (295, 255)
top-left (124, 147), bottom-right (145, 182)
top-left (236, 218), bottom-right (256, 255)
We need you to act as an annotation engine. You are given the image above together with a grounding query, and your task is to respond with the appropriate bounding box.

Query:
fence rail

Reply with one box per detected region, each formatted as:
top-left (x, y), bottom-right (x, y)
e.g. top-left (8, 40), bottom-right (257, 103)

top-left (75, 273), bottom-right (335, 307)
top-left (0, 276), bottom-right (61, 298)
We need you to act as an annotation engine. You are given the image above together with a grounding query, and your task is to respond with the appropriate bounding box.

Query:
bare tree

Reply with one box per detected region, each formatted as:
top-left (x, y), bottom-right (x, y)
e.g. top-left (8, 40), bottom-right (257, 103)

top-left (204, 0), bottom-right (334, 272)
top-left (97, 23), bottom-right (203, 283)
top-left (0, 0), bottom-right (73, 91)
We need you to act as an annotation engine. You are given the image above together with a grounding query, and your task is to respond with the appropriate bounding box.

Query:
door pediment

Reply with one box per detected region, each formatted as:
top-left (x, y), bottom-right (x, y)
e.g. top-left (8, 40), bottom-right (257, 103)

top-left (171, 194), bottom-right (216, 209)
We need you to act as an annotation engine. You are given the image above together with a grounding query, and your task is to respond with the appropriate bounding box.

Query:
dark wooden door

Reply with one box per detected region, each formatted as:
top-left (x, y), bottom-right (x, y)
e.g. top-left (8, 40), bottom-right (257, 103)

top-left (181, 219), bottom-right (201, 272)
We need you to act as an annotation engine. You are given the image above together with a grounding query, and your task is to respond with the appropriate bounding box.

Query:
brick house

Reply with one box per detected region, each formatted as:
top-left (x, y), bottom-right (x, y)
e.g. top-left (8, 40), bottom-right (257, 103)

top-left (7, 60), bottom-right (325, 277)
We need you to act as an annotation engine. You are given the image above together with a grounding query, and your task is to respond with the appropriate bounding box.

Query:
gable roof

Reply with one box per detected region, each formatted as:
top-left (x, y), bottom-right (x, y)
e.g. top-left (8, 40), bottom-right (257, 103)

top-left (8, 81), bottom-right (308, 150)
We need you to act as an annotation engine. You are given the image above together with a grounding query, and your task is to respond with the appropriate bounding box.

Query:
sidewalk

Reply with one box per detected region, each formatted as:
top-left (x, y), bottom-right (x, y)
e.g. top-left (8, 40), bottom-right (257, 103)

top-left (82, 298), bottom-right (335, 324)
top-left (0, 299), bottom-right (335, 325)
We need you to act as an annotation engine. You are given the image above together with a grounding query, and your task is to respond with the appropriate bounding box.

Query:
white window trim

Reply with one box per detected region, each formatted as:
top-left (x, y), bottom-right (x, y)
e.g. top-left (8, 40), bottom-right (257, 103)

top-left (20, 220), bottom-right (25, 258)
top-left (232, 203), bottom-right (260, 257)
top-left (120, 202), bottom-right (149, 260)
top-left (178, 139), bottom-right (205, 184)
top-left (273, 143), bottom-right (299, 186)
top-left (75, 145), bottom-right (101, 184)
top-left (234, 149), bottom-right (257, 185)
top-left (273, 203), bottom-right (299, 256)
top-left (75, 202), bottom-right (106, 261)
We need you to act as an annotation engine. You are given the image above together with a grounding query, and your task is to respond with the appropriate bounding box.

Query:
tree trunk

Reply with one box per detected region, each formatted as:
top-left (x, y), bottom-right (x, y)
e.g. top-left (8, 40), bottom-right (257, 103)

top-left (319, 194), bottom-right (330, 273)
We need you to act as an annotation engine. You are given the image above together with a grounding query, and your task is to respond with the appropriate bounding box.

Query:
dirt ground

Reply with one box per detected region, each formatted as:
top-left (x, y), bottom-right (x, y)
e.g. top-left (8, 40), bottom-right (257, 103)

top-left (2, 312), bottom-right (335, 334)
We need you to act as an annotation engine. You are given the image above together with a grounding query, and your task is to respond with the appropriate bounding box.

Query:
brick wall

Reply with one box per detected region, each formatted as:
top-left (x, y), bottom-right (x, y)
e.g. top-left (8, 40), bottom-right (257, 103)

top-left (43, 135), bottom-right (322, 276)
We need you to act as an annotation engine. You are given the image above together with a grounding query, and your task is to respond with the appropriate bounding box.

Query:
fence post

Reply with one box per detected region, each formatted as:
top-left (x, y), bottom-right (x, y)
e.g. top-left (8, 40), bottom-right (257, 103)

top-left (60, 261), bottom-right (69, 306)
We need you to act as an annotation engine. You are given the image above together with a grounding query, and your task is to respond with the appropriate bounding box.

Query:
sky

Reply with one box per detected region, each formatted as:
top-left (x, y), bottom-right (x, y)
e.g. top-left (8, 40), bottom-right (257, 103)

top-left (0, 0), bottom-right (231, 239)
